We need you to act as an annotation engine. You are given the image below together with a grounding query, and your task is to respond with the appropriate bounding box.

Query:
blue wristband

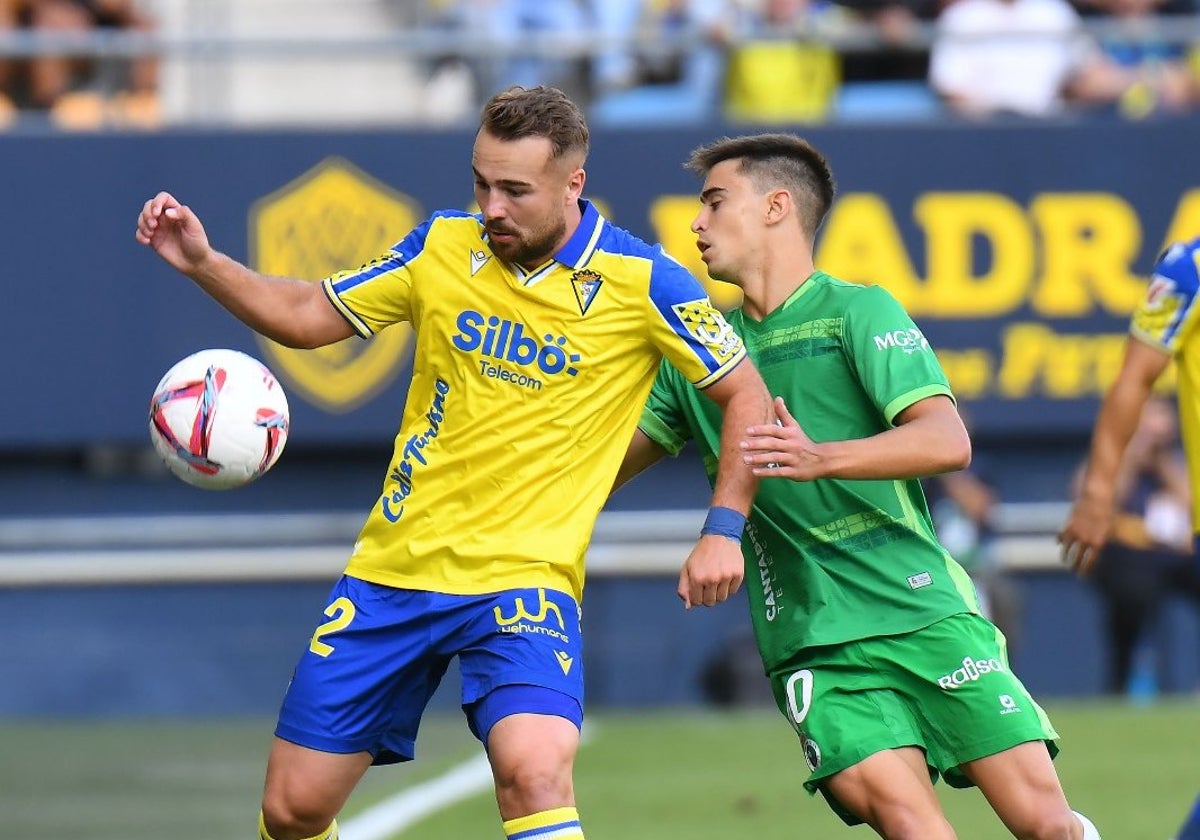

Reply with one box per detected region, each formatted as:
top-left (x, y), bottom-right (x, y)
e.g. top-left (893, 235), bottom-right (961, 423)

top-left (701, 506), bottom-right (747, 543)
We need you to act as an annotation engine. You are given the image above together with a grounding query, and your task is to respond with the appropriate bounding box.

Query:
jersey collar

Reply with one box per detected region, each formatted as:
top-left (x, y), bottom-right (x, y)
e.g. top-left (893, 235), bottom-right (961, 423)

top-left (778, 271), bottom-right (827, 313)
top-left (554, 199), bottom-right (605, 270)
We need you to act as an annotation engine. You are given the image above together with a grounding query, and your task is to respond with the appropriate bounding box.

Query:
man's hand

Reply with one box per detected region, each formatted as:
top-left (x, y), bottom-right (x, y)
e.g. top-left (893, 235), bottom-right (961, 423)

top-left (677, 535), bottom-right (744, 609)
top-left (135, 191), bottom-right (214, 275)
top-left (1058, 494), bottom-right (1114, 575)
top-left (742, 396), bottom-right (824, 480)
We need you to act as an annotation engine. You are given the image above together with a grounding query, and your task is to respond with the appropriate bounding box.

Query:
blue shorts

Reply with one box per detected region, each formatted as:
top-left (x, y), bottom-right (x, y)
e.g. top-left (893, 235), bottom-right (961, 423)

top-left (275, 576), bottom-right (585, 764)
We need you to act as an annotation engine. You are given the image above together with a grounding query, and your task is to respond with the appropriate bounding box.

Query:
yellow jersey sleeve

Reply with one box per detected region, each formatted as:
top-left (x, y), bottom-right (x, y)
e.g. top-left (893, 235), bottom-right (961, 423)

top-left (643, 248), bottom-right (746, 389)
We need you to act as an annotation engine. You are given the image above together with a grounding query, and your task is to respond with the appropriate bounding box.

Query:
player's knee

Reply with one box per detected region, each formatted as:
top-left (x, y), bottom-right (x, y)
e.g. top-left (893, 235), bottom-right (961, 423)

top-left (491, 737), bottom-right (575, 817)
top-left (261, 794), bottom-right (338, 840)
top-left (873, 808), bottom-right (956, 840)
top-left (1011, 807), bottom-right (1086, 840)
top-left (492, 753), bottom-right (574, 812)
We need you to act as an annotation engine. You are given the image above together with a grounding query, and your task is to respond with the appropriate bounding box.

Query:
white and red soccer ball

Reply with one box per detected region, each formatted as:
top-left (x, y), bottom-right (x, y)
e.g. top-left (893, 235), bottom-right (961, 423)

top-left (148, 348), bottom-right (290, 490)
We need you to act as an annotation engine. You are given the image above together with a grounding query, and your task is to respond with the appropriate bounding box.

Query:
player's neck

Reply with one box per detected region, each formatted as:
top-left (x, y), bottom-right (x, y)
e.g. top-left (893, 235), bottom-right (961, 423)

top-left (742, 251), bottom-right (815, 319)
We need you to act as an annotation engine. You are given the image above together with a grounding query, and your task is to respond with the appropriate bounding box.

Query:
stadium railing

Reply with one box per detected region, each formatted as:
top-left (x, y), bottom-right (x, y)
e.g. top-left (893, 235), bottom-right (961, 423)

top-left (0, 503), bottom-right (1070, 586)
top-left (1, 12), bottom-right (1198, 127)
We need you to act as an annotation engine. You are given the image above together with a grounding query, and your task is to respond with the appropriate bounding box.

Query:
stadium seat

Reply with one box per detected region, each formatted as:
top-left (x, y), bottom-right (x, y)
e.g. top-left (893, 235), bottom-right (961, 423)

top-left (835, 80), bottom-right (944, 122)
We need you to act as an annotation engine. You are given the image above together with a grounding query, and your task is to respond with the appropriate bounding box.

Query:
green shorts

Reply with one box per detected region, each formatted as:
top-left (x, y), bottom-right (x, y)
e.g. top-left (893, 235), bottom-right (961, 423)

top-left (768, 612), bottom-right (1059, 826)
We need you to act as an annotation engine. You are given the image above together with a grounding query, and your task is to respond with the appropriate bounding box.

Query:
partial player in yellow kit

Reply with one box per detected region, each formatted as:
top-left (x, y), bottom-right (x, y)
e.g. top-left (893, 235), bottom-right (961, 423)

top-left (134, 84), bottom-right (771, 840)
top-left (329, 197), bottom-right (745, 601)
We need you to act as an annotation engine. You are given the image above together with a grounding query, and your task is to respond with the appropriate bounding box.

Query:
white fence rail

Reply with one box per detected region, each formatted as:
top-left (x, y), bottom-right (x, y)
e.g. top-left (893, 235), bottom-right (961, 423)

top-left (0, 504), bottom-right (1070, 586)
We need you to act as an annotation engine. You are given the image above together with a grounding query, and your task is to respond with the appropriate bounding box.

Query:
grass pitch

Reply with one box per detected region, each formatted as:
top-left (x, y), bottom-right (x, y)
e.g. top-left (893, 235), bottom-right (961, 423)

top-left (3, 700), bottom-right (1195, 839)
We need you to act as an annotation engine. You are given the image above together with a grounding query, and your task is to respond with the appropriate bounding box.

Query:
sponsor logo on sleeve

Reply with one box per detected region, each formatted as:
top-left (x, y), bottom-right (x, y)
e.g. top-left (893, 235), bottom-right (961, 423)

top-left (672, 300), bottom-right (743, 363)
top-left (872, 328), bottom-right (930, 354)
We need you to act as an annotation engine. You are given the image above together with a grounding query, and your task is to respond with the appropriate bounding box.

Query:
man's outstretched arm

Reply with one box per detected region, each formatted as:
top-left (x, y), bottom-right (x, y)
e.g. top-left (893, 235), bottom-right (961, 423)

top-left (136, 191), bottom-right (354, 349)
top-left (1059, 336), bottom-right (1171, 574)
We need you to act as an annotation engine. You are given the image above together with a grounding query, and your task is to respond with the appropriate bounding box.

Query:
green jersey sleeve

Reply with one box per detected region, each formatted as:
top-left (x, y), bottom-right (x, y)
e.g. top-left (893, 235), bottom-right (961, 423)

top-left (638, 359), bottom-right (692, 456)
top-left (843, 285), bottom-right (954, 425)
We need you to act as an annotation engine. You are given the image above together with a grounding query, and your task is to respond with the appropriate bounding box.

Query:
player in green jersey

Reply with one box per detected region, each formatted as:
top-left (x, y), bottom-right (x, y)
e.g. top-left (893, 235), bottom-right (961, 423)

top-left (616, 133), bottom-right (1100, 839)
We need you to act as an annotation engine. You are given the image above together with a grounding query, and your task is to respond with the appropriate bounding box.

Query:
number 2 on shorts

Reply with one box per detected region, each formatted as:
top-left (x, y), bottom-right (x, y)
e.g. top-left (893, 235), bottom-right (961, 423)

top-left (309, 597), bottom-right (356, 657)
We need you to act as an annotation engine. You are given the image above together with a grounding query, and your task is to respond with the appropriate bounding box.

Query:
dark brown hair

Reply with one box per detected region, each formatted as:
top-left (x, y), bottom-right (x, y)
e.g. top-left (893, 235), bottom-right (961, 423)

top-left (480, 86), bottom-right (590, 163)
top-left (687, 134), bottom-right (836, 238)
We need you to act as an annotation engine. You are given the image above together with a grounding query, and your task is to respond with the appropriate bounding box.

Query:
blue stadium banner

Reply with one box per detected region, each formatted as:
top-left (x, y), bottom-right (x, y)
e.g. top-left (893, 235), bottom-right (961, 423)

top-left (2, 119), bottom-right (1197, 447)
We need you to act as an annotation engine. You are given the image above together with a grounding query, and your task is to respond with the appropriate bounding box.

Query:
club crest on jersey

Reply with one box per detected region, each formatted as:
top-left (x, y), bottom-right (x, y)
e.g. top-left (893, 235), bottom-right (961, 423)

top-left (672, 300), bottom-right (742, 362)
top-left (571, 269), bottom-right (603, 315)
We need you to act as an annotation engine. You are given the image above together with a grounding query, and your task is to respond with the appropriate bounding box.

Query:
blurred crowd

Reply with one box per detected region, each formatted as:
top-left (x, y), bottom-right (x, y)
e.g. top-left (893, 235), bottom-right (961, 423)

top-left (0, 0), bottom-right (157, 128)
top-left (422, 0), bottom-right (1200, 125)
top-left (2, 0), bottom-right (1199, 129)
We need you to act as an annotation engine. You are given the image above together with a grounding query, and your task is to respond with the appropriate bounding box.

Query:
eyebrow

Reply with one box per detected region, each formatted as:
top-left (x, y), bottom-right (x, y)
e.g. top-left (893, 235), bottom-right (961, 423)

top-left (699, 187), bottom-right (727, 203)
top-left (472, 167), bottom-right (533, 189)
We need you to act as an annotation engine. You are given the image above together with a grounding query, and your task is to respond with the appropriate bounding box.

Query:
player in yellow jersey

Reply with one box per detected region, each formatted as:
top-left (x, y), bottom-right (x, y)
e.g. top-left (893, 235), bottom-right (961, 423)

top-left (135, 86), bottom-right (771, 840)
top-left (1060, 238), bottom-right (1200, 840)
top-left (1062, 239), bottom-right (1200, 574)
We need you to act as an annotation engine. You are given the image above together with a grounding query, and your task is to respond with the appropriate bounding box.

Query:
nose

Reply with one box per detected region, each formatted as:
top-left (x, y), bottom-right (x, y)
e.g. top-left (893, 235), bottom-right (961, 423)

top-left (691, 211), bottom-right (705, 233)
top-left (478, 190), bottom-right (508, 222)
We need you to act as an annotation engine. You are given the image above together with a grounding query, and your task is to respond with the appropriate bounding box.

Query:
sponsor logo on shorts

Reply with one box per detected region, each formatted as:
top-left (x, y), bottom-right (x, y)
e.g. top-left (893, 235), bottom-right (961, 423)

top-left (494, 589), bottom-right (572, 644)
top-left (936, 655), bottom-right (1007, 690)
top-left (999, 694), bottom-right (1022, 715)
top-left (554, 650), bottom-right (574, 675)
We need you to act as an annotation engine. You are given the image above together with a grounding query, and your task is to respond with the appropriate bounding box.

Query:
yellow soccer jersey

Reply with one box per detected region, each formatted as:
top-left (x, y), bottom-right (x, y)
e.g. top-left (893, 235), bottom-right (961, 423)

top-left (1129, 238), bottom-right (1200, 531)
top-left (322, 200), bottom-right (746, 600)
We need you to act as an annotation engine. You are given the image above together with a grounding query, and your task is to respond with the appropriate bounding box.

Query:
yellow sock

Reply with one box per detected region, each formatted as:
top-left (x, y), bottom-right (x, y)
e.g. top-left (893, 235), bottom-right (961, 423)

top-left (258, 810), bottom-right (338, 840)
top-left (503, 806), bottom-right (584, 839)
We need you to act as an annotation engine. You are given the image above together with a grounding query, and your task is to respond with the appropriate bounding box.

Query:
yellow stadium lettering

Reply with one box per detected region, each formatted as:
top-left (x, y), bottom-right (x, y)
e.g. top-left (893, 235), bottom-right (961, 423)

top-left (649, 195), bottom-right (742, 310)
top-left (1162, 188), bottom-right (1200, 251)
top-left (815, 193), bottom-right (923, 308)
top-left (997, 323), bottom-right (1130, 398)
top-left (935, 348), bottom-right (994, 400)
top-left (647, 188), bottom-right (1189, 323)
top-left (1030, 193), bottom-right (1144, 316)
top-left (915, 192), bottom-right (1032, 318)
top-left (309, 597), bottom-right (356, 658)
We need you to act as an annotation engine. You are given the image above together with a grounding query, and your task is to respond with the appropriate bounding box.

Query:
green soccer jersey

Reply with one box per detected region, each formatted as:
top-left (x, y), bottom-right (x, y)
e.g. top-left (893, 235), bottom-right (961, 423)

top-left (639, 272), bottom-right (982, 672)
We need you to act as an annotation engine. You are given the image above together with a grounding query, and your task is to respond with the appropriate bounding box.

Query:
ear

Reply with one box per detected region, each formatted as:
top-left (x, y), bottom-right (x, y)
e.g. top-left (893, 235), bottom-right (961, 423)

top-left (764, 189), bottom-right (791, 226)
top-left (566, 166), bottom-right (586, 202)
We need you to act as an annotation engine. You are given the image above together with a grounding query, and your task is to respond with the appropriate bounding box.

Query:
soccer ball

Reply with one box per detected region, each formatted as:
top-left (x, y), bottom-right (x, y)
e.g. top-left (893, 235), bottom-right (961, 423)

top-left (148, 348), bottom-right (290, 490)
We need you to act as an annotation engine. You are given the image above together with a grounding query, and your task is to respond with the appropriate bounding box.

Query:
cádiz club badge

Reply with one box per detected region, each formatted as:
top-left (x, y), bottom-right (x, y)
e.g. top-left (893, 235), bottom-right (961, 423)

top-left (249, 157), bottom-right (420, 412)
top-left (570, 269), bottom-right (603, 316)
